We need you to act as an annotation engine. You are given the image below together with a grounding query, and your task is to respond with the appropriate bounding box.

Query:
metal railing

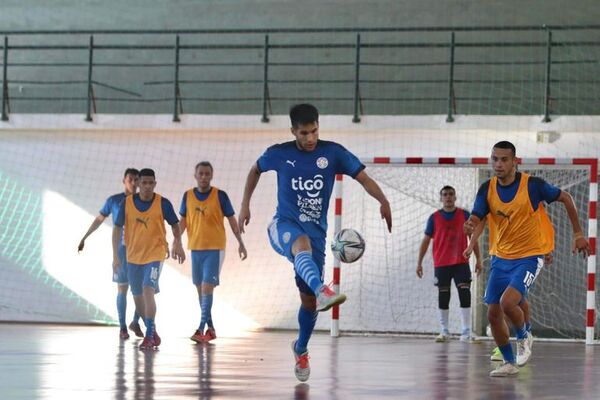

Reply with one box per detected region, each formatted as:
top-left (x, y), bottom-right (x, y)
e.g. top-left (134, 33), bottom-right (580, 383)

top-left (1, 25), bottom-right (600, 123)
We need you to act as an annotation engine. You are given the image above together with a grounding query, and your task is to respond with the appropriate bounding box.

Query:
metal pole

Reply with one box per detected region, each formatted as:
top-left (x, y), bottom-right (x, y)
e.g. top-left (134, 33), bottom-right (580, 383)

top-left (543, 29), bottom-right (552, 123)
top-left (173, 35), bottom-right (181, 122)
top-left (446, 32), bottom-right (455, 123)
top-left (2, 36), bottom-right (8, 121)
top-left (85, 35), bottom-right (94, 122)
top-left (352, 33), bottom-right (361, 123)
top-left (261, 34), bottom-right (270, 123)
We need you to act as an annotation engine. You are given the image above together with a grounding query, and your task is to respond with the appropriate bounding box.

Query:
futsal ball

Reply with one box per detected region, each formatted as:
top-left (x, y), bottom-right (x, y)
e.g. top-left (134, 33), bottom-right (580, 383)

top-left (331, 228), bottom-right (366, 263)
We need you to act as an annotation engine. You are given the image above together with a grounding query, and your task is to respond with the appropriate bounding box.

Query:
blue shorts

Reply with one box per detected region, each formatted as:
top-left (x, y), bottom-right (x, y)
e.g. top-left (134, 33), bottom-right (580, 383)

top-left (267, 217), bottom-right (325, 295)
top-left (112, 245), bottom-right (129, 285)
top-left (192, 250), bottom-right (225, 286)
top-left (484, 255), bottom-right (543, 305)
top-left (127, 261), bottom-right (163, 296)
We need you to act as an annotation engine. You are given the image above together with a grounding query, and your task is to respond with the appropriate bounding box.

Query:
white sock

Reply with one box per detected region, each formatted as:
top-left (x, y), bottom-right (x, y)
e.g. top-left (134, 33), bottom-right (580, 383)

top-left (438, 309), bottom-right (449, 334)
top-left (460, 307), bottom-right (471, 335)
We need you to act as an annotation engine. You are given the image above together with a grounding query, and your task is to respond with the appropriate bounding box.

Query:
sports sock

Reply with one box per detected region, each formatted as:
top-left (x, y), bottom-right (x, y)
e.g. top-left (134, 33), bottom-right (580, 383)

top-left (116, 293), bottom-right (127, 329)
top-left (294, 251), bottom-right (323, 294)
top-left (200, 294), bottom-right (214, 331)
top-left (296, 305), bottom-right (318, 354)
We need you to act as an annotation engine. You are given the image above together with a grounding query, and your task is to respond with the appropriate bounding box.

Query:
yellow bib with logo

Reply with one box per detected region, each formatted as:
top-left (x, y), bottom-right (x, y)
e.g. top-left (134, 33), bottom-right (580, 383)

top-left (185, 187), bottom-right (226, 250)
top-left (487, 173), bottom-right (554, 259)
top-left (124, 194), bottom-right (168, 264)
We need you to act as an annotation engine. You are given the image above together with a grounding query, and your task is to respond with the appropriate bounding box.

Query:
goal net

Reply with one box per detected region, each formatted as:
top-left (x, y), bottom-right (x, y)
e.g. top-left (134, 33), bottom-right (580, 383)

top-left (336, 157), bottom-right (598, 343)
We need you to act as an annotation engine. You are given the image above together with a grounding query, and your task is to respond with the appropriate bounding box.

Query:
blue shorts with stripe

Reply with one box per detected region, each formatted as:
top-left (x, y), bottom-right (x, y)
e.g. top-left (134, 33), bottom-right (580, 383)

top-left (484, 255), bottom-right (543, 304)
top-left (267, 217), bottom-right (325, 295)
top-left (127, 261), bottom-right (163, 296)
top-left (191, 249), bottom-right (225, 286)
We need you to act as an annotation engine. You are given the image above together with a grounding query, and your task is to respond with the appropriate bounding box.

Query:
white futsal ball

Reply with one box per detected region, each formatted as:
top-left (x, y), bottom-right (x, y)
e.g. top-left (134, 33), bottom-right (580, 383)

top-left (331, 228), bottom-right (366, 263)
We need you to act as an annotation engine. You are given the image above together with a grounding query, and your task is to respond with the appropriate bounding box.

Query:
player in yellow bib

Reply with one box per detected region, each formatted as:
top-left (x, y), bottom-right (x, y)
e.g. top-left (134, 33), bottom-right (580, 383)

top-left (464, 141), bottom-right (590, 377)
top-left (179, 161), bottom-right (247, 343)
top-left (113, 168), bottom-right (186, 350)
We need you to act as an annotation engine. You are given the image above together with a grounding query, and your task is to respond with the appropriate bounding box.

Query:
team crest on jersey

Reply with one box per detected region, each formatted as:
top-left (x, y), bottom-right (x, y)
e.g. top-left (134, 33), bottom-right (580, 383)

top-left (316, 157), bottom-right (328, 169)
top-left (282, 231), bottom-right (291, 243)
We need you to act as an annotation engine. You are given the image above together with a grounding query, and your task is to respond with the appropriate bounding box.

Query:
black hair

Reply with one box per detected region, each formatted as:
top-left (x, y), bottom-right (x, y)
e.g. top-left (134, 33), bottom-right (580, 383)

top-left (290, 103), bottom-right (319, 128)
top-left (195, 161), bottom-right (213, 172)
top-left (439, 185), bottom-right (456, 196)
top-left (123, 168), bottom-right (139, 178)
top-left (139, 168), bottom-right (155, 178)
top-left (493, 141), bottom-right (516, 157)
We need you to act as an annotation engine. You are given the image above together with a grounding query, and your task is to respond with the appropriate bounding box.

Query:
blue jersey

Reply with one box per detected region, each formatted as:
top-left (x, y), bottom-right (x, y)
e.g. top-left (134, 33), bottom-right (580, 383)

top-left (179, 187), bottom-right (235, 217)
top-left (100, 193), bottom-right (127, 245)
top-left (471, 172), bottom-right (561, 219)
top-left (257, 140), bottom-right (364, 237)
top-left (100, 193), bottom-right (126, 225)
top-left (115, 193), bottom-right (179, 227)
top-left (425, 209), bottom-right (470, 237)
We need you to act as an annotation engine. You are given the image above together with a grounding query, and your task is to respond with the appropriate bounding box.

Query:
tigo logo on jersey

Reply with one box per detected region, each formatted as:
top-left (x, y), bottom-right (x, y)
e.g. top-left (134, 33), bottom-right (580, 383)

top-left (316, 157), bottom-right (328, 169)
top-left (291, 175), bottom-right (324, 198)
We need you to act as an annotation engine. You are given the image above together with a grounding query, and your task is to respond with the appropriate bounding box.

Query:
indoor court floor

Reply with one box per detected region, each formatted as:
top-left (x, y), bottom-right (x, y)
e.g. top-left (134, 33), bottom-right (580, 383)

top-left (1, 323), bottom-right (599, 399)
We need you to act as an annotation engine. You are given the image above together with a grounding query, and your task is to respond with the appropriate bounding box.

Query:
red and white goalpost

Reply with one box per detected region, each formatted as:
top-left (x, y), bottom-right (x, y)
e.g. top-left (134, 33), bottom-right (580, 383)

top-left (331, 157), bottom-right (598, 345)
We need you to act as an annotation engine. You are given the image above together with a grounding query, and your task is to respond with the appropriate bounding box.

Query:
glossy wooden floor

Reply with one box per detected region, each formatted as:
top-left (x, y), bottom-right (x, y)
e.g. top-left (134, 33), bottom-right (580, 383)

top-left (1, 324), bottom-right (599, 399)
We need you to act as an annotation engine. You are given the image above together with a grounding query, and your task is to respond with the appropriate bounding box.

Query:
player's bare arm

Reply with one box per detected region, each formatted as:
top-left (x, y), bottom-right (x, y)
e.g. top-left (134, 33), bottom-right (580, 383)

top-left (238, 163), bottom-right (262, 233)
top-left (556, 190), bottom-right (591, 257)
top-left (355, 170), bottom-right (392, 232)
top-left (227, 215), bottom-right (247, 260)
top-left (463, 214), bottom-right (481, 236)
top-left (170, 223), bottom-right (186, 264)
top-left (467, 219), bottom-right (484, 275)
top-left (179, 217), bottom-right (187, 235)
top-left (416, 235), bottom-right (431, 278)
top-left (78, 214), bottom-right (107, 252)
top-left (112, 225), bottom-right (122, 273)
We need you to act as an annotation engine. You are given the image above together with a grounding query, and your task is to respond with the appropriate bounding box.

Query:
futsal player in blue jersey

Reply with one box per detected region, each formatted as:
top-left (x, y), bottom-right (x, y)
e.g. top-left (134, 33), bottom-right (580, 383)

top-left (78, 168), bottom-right (143, 339)
top-left (464, 141), bottom-right (590, 377)
top-left (114, 168), bottom-right (186, 350)
top-left (238, 103), bottom-right (392, 382)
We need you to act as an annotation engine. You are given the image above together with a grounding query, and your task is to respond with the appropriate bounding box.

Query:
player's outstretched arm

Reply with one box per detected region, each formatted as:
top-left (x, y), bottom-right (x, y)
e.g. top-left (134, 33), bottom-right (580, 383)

top-left (355, 170), bottom-right (392, 232)
top-left (112, 225), bottom-right (122, 274)
top-left (238, 163), bottom-right (262, 234)
top-left (170, 223), bottom-right (186, 264)
top-left (556, 191), bottom-right (592, 257)
top-left (78, 214), bottom-right (106, 252)
top-left (416, 235), bottom-right (431, 278)
top-left (227, 215), bottom-right (247, 260)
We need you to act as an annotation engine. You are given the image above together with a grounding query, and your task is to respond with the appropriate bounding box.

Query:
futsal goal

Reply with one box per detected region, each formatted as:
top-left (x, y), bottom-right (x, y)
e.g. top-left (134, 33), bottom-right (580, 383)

top-left (331, 157), bottom-right (598, 345)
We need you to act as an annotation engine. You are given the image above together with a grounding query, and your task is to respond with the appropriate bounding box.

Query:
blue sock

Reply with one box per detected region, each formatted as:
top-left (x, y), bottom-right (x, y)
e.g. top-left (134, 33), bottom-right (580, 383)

top-left (145, 318), bottom-right (155, 338)
top-left (198, 295), bottom-right (204, 331)
top-left (294, 251), bottom-right (323, 294)
top-left (295, 306), bottom-right (318, 354)
top-left (499, 343), bottom-right (516, 364)
top-left (200, 294), bottom-right (214, 331)
top-left (116, 293), bottom-right (127, 329)
top-left (515, 325), bottom-right (528, 340)
top-left (133, 311), bottom-right (141, 324)
top-left (525, 321), bottom-right (531, 332)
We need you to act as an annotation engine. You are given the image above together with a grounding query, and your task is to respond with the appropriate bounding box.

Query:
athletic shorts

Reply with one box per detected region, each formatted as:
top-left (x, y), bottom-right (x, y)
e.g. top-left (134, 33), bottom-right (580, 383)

top-left (433, 263), bottom-right (472, 287)
top-left (484, 255), bottom-right (543, 305)
top-left (267, 217), bottom-right (325, 295)
top-left (191, 249), bottom-right (225, 286)
top-left (127, 261), bottom-right (163, 296)
top-left (112, 245), bottom-right (128, 285)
